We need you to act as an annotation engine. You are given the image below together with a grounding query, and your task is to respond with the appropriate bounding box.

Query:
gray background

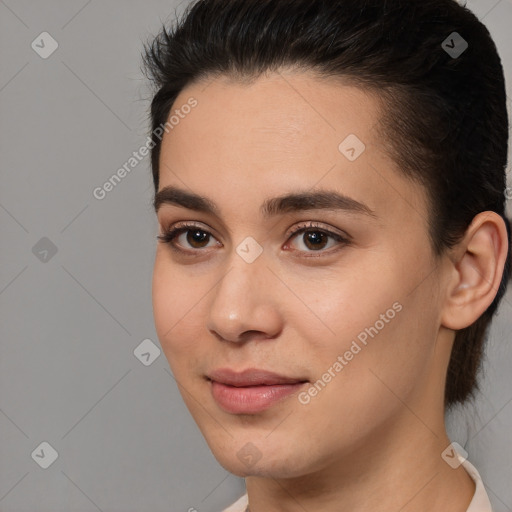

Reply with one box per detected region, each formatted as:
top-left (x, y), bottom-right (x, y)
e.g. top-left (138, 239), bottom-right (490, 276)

top-left (0, 1), bottom-right (511, 511)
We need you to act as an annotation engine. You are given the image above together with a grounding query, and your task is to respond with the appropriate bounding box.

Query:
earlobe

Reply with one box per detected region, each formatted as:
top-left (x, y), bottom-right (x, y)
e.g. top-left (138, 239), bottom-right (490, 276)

top-left (441, 211), bottom-right (509, 331)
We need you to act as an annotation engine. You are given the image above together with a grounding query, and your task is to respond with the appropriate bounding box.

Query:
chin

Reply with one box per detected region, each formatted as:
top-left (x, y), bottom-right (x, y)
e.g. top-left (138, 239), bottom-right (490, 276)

top-left (208, 435), bottom-right (314, 479)
top-left (215, 455), bottom-right (303, 479)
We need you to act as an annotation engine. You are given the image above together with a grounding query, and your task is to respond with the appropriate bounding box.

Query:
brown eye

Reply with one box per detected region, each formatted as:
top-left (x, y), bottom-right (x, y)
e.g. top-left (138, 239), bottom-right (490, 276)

top-left (300, 230), bottom-right (330, 251)
top-left (286, 223), bottom-right (350, 255)
top-left (157, 223), bottom-right (219, 252)
top-left (184, 229), bottom-right (211, 248)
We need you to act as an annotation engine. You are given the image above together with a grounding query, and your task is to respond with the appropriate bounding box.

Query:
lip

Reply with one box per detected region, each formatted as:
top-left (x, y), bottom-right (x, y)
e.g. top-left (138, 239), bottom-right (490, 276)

top-left (207, 368), bottom-right (308, 414)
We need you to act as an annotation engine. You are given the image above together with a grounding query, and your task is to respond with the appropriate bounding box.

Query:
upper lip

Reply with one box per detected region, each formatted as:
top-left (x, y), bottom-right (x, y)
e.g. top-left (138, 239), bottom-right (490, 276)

top-left (207, 368), bottom-right (308, 387)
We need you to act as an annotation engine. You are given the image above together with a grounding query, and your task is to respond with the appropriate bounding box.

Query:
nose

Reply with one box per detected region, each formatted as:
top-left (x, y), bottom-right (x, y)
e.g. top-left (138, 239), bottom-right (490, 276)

top-left (206, 250), bottom-right (283, 344)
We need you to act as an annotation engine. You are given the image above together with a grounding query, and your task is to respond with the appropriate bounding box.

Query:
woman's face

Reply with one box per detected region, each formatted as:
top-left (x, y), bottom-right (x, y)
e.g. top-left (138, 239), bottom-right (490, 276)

top-left (152, 70), bottom-right (449, 478)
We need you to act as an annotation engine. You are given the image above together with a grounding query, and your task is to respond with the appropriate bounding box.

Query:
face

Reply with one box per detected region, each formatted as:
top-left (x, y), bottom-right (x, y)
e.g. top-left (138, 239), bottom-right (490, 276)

top-left (152, 70), bottom-right (448, 479)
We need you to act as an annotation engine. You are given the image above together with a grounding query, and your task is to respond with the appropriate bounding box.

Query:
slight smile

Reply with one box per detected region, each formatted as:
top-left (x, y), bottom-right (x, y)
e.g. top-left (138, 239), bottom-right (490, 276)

top-left (207, 368), bottom-right (309, 414)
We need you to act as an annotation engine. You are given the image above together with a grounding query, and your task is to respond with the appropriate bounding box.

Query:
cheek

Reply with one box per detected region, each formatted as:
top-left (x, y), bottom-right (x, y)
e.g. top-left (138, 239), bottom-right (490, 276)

top-left (309, 284), bottom-right (439, 422)
top-left (151, 257), bottom-right (204, 365)
top-left (295, 252), bottom-right (438, 393)
top-left (292, 302), bottom-right (432, 450)
top-left (290, 262), bottom-right (404, 355)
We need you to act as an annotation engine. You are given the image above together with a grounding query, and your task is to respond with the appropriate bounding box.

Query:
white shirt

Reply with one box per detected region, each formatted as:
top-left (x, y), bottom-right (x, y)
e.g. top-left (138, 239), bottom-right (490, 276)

top-left (222, 454), bottom-right (493, 512)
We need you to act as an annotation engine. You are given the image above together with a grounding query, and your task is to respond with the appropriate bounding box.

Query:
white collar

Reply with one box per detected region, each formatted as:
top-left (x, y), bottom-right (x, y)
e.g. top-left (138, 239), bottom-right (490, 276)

top-left (459, 454), bottom-right (493, 512)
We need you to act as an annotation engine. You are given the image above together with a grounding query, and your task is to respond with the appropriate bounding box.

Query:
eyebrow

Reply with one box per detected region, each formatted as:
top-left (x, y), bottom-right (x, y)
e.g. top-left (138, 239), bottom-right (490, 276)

top-left (153, 185), bottom-right (377, 219)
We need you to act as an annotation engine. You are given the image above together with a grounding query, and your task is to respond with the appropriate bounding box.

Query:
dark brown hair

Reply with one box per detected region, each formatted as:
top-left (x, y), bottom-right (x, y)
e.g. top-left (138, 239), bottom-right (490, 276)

top-left (142, 0), bottom-right (511, 408)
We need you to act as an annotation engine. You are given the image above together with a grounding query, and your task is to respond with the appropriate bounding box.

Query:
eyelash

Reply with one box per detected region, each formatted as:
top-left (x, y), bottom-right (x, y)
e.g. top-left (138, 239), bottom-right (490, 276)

top-left (157, 221), bottom-right (351, 258)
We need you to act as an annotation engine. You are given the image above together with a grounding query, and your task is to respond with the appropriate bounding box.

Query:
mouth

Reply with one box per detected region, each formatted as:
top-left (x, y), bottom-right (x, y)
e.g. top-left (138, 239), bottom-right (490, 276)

top-left (206, 368), bottom-right (309, 414)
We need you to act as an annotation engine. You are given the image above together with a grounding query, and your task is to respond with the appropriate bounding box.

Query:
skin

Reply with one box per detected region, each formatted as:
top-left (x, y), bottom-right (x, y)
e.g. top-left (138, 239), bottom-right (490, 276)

top-left (152, 69), bottom-right (508, 512)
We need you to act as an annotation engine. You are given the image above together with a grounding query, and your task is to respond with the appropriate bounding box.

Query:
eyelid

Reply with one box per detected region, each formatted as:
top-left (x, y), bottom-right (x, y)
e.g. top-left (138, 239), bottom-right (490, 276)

top-left (284, 221), bottom-right (351, 242)
top-left (163, 220), bottom-right (212, 233)
top-left (157, 220), bottom-right (220, 253)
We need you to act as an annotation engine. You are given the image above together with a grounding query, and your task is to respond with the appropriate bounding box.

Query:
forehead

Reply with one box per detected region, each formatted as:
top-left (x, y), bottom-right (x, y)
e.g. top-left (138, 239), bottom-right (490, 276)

top-left (164, 70), bottom-right (381, 160)
top-left (159, 71), bottom-right (381, 184)
top-left (157, 70), bottom-right (428, 230)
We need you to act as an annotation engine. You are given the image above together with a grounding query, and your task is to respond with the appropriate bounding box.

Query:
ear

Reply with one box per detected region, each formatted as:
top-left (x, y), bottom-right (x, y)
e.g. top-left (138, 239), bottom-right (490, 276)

top-left (441, 211), bottom-right (509, 330)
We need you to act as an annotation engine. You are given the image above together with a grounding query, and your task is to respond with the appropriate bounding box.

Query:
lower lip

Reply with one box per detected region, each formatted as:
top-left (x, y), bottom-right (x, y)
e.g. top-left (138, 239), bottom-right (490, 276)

top-left (210, 380), bottom-right (307, 414)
